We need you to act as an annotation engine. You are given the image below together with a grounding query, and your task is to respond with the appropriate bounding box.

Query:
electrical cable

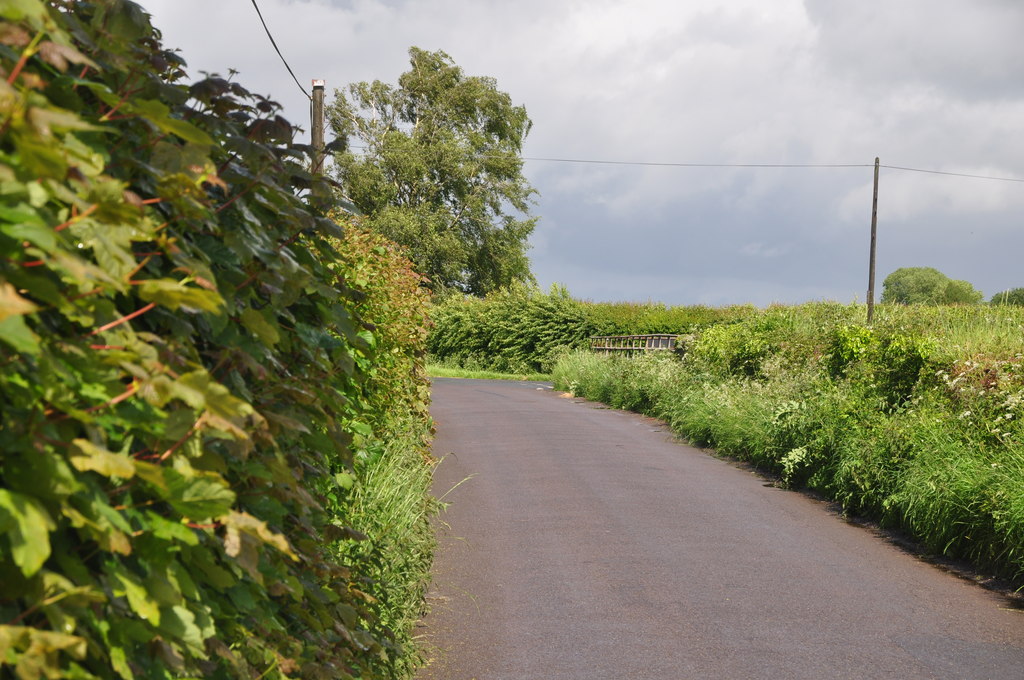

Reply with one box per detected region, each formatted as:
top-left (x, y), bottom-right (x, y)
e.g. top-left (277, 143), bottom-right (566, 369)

top-left (879, 165), bottom-right (1024, 183)
top-left (520, 156), bottom-right (1024, 182)
top-left (520, 157), bottom-right (872, 169)
top-left (348, 145), bottom-right (1024, 183)
top-left (250, 0), bottom-right (310, 100)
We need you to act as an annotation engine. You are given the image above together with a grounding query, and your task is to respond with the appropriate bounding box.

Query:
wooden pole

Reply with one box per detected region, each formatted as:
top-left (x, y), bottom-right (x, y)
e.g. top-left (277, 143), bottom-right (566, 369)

top-left (311, 79), bottom-right (325, 173)
top-left (866, 157), bottom-right (879, 324)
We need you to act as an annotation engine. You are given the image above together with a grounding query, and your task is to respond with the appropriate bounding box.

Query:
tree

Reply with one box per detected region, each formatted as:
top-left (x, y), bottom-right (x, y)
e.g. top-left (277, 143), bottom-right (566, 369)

top-left (328, 48), bottom-right (537, 295)
top-left (881, 267), bottom-right (983, 305)
top-left (990, 288), bottom-right (1024, 306)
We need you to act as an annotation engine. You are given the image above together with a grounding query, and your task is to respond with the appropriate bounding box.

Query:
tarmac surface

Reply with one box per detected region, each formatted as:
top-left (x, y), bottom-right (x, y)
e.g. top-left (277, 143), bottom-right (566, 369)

top-left (417, 377), bottom-right (1024, 679)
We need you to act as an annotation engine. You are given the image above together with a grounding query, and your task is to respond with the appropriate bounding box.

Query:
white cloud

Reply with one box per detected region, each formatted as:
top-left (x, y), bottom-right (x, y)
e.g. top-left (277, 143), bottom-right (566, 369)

top-left (141, 0), bottom-right (1024, 305)
top-left (740, 242), bottom-right (791, 259)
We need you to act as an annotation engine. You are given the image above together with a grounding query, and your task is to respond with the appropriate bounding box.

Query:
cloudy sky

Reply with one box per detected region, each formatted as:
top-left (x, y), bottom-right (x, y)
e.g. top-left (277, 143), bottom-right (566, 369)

top-left (143, 0), bottom-right (1024, 306)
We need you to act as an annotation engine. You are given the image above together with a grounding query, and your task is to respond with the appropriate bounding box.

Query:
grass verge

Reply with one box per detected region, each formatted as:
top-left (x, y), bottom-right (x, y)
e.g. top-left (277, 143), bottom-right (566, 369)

top-left (427, 363), bottom-right (551, 382)
top-left (340, 415), bottom-right (439, 677)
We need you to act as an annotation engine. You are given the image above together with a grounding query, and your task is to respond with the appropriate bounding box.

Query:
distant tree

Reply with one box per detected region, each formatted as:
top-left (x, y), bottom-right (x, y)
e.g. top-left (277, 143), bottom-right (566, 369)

top-left (328, 47), bottom-right (536, 295)
top-left (990, 288), bottom-right (1024, 306)
top-left (881, 267), bottom-right (983, 305)
top-left (942, 278), bottom-right (985, 304)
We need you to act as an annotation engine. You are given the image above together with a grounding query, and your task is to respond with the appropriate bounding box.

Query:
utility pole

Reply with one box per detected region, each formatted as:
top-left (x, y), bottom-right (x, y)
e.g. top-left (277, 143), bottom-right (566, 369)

top-left (866, 157), bottom-right (880, 324)
top-left (311, 79), bottom-right (325, 174)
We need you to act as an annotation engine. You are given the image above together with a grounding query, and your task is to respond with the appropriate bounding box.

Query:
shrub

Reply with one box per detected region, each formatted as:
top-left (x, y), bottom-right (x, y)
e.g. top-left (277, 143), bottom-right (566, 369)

top-left (876, 333), bottom-right (935, 408)
top-left (326, 220), bottom-right (435, 676)
top-left (0, 3), bottom-right (432, 678)
top-left (825, 325), bottom-right (877, 378)
top-left (428, 287), bottom-right (757, 373)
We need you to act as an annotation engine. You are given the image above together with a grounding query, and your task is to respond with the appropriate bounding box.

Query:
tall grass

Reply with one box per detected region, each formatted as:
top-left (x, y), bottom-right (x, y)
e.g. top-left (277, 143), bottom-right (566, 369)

top-left (340, 415), bottom-right (440, 676)
top-left (554, 303), bottom-right (1024, 583)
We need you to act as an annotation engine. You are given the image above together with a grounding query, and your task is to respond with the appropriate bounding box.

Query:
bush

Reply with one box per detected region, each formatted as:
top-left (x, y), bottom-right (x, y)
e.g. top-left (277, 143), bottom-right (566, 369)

top-left (429, 284), bottom-right (597, 373)
top-left (825, 325), bottom-right (877, 378)
top-left (326, 220), bottom-right (435, 676)
top-left (0, 3), bottom-right (432, 678)
top-left (429, 286), bottom-right (755, 373)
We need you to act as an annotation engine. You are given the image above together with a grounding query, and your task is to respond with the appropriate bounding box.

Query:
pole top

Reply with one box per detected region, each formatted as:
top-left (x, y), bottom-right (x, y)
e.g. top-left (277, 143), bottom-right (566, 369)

top-left (312, 79), bottom-right (325, 89)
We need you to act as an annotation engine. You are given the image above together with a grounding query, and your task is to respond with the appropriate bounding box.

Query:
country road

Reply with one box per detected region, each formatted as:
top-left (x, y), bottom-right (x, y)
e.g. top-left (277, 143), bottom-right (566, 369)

top-left (417, 378), bottom-right (1024, 679)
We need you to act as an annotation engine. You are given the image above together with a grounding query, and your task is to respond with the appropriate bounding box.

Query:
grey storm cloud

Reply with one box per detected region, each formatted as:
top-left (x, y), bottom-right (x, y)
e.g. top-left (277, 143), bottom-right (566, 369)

top-left (144, 0), bottom-right (1024, 305)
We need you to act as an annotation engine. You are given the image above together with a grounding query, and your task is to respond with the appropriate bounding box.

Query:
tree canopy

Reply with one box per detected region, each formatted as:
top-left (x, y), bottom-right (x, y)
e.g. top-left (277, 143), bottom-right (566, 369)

top-left (328, 48), bottom-right (536, 295)
top-left (881, 267), bottom-right (984, 305)
top-left (990, 288), bottom-right (1024, 306)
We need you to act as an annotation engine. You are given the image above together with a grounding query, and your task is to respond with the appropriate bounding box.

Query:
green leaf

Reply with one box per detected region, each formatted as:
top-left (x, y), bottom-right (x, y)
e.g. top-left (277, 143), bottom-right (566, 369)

top-left (0, 0), bottom-right (49, 22)
top-left (186, 548), bottom-right (236, 589)
top-left (0, 626), bottom-right (87, 675)
top-left (164, 469), bottom-right (235, 519)
top-left (348, 420), bottom-right (373, 437)
top-left (109, 644), bottom-right (133, 680)
top-left (132, 460), bottom-right (167, 493)
top-left (172, 370), bottom-right (253, 419)
top-left (110, 565), bottom-right (161, 626)
top-left (144, 569), bottom-right (183, 607)
top-left (145, 512), bottom-right (198, 547)
top-left (149, 141), bottom-right (213, 177)
top-left (0, 490), bottom-right (55, 577)
top-left (128, 99), bottom-right (213, 146)
top-left (13, 132), bottom-right (69, 178)
top-left (0, 315), bottom-right (40, 354)
top-left (28, 105), bottom-right (105, 136)
top-left (137, 279), bottom-right (223, 313)
top-left (156, 605), bottom-right (205, 651)
top-left (240, 307), bottom-right (280, 346)
top-left (223, 511), bottom-right (296, 559)
top-left (0, 203), bottom-right (56, 251)
top-left (69, 439), bottom-right (136, 479)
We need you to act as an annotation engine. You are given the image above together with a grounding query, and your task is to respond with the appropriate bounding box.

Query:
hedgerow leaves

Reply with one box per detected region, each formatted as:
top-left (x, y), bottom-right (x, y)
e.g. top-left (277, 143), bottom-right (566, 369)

top-left (0, 1), bottom-right (427, 678)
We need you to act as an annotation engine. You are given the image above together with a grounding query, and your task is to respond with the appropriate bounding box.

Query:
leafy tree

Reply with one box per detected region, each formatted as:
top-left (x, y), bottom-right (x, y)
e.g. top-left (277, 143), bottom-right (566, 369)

top-left (881, 267), bottom-right (983, 305)
top-left (328, 47), bottom-right (537, 295)
top-left (943, 278), bottom-right (984, 304)
top-left (990, 288), bottom-right (1024, 306)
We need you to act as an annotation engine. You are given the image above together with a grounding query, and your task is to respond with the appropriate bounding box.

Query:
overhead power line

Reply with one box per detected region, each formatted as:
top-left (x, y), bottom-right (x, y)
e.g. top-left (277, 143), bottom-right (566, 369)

top-left (520, 157), bottom-right (872, 170)
top-left (520, 156), bottom-right (1024, 183)
top-left (879, 165), bottom-right (1024, 183)
top-left (249, 0), bottom-right (310, 100)
top-left (347, 145), bottom-right (1024, 183)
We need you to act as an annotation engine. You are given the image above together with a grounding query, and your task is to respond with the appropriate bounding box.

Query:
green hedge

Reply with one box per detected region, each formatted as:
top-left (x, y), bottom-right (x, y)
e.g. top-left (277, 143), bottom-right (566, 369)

top-left (0, 2), bottom-right (431, 678)
top-left (326, 221), bottom-right (436, 677)
top-left (428, 284), bottom-right (753, 372)
top-left (554, 302), bottom-right (1024, 582)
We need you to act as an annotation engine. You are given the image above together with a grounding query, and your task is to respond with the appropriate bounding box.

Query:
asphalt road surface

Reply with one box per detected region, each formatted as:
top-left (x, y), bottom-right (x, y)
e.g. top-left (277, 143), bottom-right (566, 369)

top-left (417, 378), bottom-right (1024, 679)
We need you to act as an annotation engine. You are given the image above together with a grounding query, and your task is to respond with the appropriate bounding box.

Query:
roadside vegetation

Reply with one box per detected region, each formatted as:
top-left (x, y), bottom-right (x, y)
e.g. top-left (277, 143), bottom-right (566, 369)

top-left (553, 303), bottom-right (1024, 583)
top-left (0, 3), bottom-right (432, 678)
top-left (427, 363), bottom-right (551, 382)
top-left (428, 284), bottom-right (754, 374)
